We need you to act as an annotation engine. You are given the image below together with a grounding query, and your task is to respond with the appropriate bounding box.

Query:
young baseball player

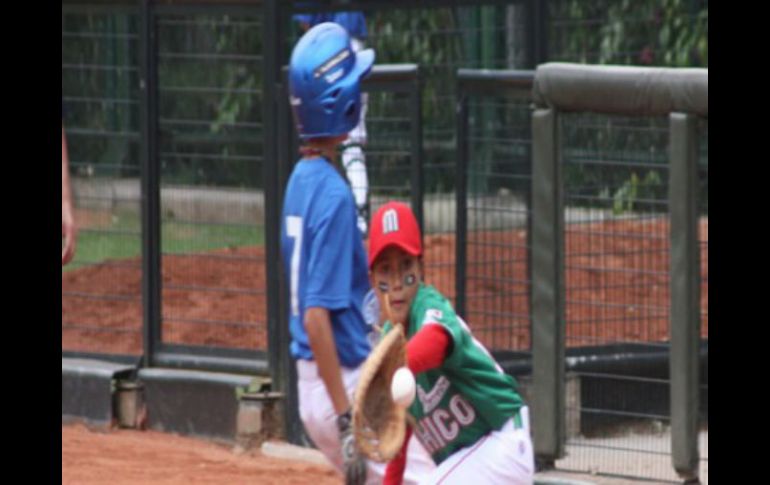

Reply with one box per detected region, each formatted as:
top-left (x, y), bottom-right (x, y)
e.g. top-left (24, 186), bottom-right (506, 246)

top-left (281, 23), bottom-right (435, 485)
top-left (293, 8), bottom-right (371, 236)
top-left (367, 201), bottom-right (535, 485)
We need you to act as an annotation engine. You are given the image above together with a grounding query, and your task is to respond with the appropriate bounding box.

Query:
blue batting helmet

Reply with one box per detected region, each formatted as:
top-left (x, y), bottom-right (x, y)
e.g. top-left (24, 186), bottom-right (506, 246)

top-left (288, 22), bottom-right (375, 140)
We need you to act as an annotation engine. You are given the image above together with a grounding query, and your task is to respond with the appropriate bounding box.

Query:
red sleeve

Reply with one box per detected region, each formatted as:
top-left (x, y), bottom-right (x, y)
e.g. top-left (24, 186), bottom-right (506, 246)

top-left (406, 323), bottom-right (451, 374)
top-left (384, 425), bottom-right (413, 485)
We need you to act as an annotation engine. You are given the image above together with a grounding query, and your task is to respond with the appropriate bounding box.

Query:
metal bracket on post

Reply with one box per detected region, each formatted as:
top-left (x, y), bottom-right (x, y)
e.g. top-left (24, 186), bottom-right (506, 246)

top-left (669, 112), bottom-right (701, 482)
top-left (531, 107), bottom-right (565, 466)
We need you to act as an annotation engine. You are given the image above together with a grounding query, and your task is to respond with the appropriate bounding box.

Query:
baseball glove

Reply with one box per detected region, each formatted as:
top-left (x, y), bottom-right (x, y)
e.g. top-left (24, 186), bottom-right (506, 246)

top-left (352, 323), bottom-right (408, 463)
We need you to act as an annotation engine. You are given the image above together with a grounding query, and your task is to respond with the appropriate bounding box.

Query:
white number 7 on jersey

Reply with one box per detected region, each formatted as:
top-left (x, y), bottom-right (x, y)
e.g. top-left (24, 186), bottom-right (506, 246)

top-left (286, 216), bottom-right (303, 317)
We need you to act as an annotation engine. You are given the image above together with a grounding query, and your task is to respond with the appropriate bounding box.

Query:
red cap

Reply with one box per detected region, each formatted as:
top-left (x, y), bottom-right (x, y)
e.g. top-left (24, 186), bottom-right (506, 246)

top-left (368, 201), bottom-right (422, 268)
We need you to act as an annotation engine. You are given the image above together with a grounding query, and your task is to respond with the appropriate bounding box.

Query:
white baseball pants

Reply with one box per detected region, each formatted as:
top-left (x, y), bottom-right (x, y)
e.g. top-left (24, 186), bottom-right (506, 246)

top-left (420, 406), bottom-right (535, 485)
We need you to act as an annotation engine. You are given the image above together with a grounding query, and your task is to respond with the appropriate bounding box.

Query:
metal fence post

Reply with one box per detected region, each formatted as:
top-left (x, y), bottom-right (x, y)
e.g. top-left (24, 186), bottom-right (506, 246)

top-left (528, 0), bottom-right (548, 68)
top-left (531, 107), bottom-right (565, 466)
top-left (279, 74), bottom-right (303, 446)
top-left (139, 0), bottom-right (161, 368)
top-left (455, 89), bottom-right (469, 317)
top-left (669, 112), bottom-right (701, 482)
top-left (410, 68), bottom-right (424, 234)
top-left (263, 0), bottom-right (298, 443)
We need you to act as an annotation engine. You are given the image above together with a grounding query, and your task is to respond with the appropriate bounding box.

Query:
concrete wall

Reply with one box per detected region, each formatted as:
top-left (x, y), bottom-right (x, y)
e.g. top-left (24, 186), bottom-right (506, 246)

top-left (72, 177), bottom-right (531, 231)
top-left (72, 177), bottom-right (266, 225)
top-left (73, 176), bottom-right (677, 232)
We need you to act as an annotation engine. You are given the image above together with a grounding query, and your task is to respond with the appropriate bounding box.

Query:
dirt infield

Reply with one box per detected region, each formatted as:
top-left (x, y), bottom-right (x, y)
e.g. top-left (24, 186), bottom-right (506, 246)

top-left (62, 217), bottom-right (707, 355)
top-left (62, 423), bottom-right (703, 485)
top-left (62, 423), bottom-right (340, 485)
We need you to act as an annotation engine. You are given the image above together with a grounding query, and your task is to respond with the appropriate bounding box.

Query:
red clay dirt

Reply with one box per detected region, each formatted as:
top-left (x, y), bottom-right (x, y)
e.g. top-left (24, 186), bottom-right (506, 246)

top-left (62, 423), bottom-right (339, 485)
top-left (62, 215), bottom-right (708, 355)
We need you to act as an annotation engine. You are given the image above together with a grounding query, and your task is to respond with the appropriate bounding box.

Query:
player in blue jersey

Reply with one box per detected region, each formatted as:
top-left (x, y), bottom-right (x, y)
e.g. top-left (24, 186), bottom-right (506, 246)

top-left (293, 7), bottom-right (371, 236)
top-left (281, 22), bottom-right (435, 485)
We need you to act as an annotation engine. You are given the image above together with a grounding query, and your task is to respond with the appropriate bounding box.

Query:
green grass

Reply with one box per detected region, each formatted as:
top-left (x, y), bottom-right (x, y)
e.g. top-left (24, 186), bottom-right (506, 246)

top-left (162, 217), bottom-right (264, 254)
top-left (63, 210), bottom-right (265, 273)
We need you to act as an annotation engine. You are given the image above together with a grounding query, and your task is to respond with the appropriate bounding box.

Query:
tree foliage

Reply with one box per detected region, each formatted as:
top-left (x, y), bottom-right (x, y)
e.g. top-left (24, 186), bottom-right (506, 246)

top-left (550, 0), bottom-right (707, 215)
top-left (550, 0), bottom-right (708, 66)
top-left (63, 2), bottom-right (708, 199)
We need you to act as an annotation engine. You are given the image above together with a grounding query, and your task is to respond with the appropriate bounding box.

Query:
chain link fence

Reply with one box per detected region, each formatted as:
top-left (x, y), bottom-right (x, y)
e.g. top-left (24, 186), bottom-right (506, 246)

top-left (63, 3), bottom-right (707, 480)
top-left (155, 12), bottom-right (267, 353)
top-left (551, 107), bottom-right (707, 484)
top-left (64, 1), bottom-right (708, 358)
top-left (464, 93), bottom-right (533, 353)
top-left (558, 113), bottom-right (679, 481)
top-left (62, 9), bottom-right (143, 359)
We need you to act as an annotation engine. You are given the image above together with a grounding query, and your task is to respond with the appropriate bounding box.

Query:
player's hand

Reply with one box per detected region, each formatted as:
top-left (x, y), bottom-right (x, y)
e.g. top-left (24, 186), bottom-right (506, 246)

top-left (337, 409), bottom-right (367, 485)
top-left (62, 207), bottom-right (77, 266)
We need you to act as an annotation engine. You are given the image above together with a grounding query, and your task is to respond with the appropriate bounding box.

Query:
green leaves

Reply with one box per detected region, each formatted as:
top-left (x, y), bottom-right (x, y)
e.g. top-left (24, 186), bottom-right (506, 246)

top-left (235, 377), bottom-right (270, 401)
top-left (555, 0), bottom-right (707, 67)
top-left (612, 170), bottom-right (663, 215)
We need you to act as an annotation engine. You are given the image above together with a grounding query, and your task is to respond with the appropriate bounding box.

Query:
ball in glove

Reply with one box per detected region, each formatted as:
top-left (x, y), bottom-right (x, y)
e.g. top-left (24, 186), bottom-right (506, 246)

top-left (352, 324), bottom-right (409, 462)
top-left (391, 367), bottom-right (416, 408)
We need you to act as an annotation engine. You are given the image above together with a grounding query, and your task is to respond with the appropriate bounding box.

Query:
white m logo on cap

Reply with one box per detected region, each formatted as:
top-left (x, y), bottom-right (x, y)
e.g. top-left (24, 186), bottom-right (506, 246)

top-left (382, 209), bottom-right (399, 234)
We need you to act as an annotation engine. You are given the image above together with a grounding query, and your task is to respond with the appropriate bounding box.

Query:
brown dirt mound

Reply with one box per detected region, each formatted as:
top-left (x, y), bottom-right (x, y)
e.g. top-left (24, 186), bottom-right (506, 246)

top-left (62, 423), bottom-right (339, 485)
top-left (62, 246), bottom-right (268, 355)
top-left (62, 218), bottom-right (707, 355)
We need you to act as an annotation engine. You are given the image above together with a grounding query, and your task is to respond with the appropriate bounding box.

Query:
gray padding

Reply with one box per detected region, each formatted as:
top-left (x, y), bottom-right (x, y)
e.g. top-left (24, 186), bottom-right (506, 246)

top-left (362, 63), bottom-right (419, 84)
top-left (531, 108), bottom-right (566, 460)
top-left (62, 358), bottom-right (136, 424)
top-left (62, 358), bottom-right (135, 378)
top-left (139, 368), bottom-right (256, 441)
top-left (138, 367), bottom-right (254, 387)
top-left (457, 68), bottom-right (535, 88)
top-left (533, 63), bottom-right (708, 117)
top-left (669, 113), bottom-right (701, 480)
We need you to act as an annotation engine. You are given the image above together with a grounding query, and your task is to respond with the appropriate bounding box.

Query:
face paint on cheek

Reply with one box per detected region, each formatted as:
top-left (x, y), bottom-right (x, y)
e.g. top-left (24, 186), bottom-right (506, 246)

top-left (403, 273), bottom-right (417, 286)
top-left (378, 282), bottom-right (389, 293)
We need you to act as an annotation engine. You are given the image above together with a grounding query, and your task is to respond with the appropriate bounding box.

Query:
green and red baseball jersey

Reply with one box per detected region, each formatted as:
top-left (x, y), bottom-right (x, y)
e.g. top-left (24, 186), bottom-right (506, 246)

top-left (382, 283), bottom-right (524, 465)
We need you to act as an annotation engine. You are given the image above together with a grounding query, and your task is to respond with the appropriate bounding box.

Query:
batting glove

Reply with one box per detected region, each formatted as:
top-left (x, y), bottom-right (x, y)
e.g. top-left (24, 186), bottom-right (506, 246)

top-left (337, 409), bottom-right (367, 485)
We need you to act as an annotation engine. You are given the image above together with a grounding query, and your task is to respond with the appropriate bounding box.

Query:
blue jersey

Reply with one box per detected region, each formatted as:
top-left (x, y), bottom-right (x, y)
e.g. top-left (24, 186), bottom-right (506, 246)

top-left (280, 156), bottom-right (372, 367)
top-left (293, 10), bottom-right (367, 39)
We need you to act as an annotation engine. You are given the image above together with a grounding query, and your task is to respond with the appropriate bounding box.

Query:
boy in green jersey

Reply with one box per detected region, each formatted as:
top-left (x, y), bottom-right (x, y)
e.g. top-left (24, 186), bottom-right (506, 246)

top-left (367, 201), bottom-right (535, 485)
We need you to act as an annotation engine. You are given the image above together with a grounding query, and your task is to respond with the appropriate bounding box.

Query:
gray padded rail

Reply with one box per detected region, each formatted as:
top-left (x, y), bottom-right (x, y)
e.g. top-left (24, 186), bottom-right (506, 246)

top-left (363, 63), bottom-right (419, 83)
top-left (62, 358), bottom-right (136, 425)
top-left (533, 62), bottom-right (708, 117)
top-left (139, 367), bottom-right (255, 442)
top-left (457, 68), bottom-right (535, 89)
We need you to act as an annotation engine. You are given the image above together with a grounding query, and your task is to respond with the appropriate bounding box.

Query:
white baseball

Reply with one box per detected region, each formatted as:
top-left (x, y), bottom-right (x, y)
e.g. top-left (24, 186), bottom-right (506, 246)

top-left (390, 367), bottom-right (416, 408)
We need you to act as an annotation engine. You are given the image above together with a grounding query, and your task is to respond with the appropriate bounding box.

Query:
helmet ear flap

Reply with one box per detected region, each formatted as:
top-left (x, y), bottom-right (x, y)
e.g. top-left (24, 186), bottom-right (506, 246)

top-left (321, 88), bottom-right (343, 114)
